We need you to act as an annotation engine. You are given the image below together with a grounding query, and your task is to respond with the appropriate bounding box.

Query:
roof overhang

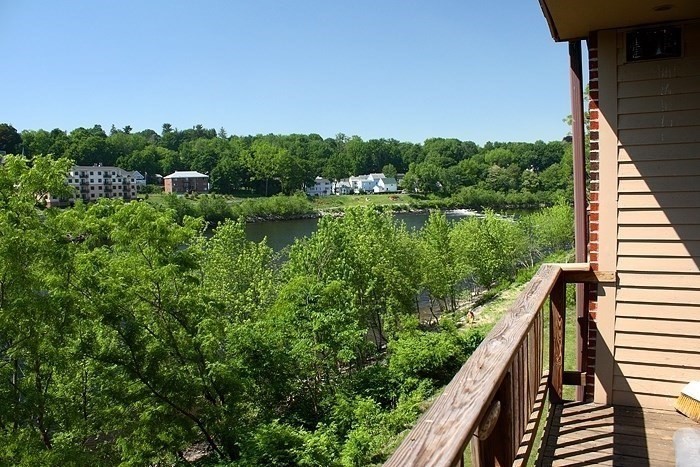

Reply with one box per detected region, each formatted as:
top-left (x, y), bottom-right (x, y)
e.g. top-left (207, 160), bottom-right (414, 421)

top-left (538, 0), bottom-right (700, 41)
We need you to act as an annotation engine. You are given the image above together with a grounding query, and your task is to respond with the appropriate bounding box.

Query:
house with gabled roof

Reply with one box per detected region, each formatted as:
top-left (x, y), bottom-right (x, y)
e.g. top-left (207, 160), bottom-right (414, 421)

top-left (305, 176), bottom-right (332, 196)
top-left (347, 173), bottom-right (398, 194)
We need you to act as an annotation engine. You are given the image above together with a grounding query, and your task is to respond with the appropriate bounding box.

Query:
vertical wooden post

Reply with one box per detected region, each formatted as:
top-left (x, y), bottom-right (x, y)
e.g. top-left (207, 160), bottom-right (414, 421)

top-left (549, 278), bottom-right (566, 403)
top-left (569, 39), bottom-right (588, 402)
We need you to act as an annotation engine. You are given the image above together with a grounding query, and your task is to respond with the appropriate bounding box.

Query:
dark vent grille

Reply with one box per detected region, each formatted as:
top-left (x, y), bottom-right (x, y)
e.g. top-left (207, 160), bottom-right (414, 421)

top-left (626, 26), bottom-right (681, 62)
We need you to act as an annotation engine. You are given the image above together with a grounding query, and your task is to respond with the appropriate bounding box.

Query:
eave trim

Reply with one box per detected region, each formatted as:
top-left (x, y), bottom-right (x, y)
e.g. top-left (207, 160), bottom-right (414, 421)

top-left (538, 0), bottom-right (561, 41)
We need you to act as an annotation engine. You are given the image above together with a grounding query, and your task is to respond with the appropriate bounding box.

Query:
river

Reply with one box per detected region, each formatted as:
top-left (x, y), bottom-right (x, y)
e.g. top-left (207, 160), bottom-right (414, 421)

top-left (244, 209), bottom-right (482, 251)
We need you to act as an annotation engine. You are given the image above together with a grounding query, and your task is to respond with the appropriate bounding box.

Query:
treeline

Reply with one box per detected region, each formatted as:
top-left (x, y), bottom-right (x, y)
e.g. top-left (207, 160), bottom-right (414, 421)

top-left (0, 156), bottom-right (573, 466)
top-left (1, 123), bottom-right (573, 206)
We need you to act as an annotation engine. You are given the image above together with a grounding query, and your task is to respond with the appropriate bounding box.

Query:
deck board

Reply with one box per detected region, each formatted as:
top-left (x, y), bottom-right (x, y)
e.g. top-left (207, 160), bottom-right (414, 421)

top-left (538, 402), bottom-right (698, 466)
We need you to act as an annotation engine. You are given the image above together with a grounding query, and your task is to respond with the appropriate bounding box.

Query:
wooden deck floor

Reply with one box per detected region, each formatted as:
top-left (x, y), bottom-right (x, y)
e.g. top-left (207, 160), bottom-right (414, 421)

top-left (538, 401), bottom-right (698, 466)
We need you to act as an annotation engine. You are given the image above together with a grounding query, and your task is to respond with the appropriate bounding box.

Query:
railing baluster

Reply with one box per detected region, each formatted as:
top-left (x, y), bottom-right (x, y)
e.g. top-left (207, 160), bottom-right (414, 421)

top-left (549, 277), bottom-right (566, 403)
top-left (474, 372), bottom-right (513, 467)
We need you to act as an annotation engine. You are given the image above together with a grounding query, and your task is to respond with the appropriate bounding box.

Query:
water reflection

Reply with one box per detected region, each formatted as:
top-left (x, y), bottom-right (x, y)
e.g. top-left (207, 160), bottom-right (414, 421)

top-left (244, 209), bottom-right (482, 252)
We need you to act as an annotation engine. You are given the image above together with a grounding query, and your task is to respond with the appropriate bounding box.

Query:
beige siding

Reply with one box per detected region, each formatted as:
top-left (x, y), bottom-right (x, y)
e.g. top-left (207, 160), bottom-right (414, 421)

top-left (609, 22), bottom-right (700, 409)
top-left (617, 242), bottom-right (700, 257)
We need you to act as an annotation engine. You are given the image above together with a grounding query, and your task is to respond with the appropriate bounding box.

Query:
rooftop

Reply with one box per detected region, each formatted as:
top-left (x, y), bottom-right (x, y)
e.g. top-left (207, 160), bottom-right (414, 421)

top-left (164, 171), bottom-right (208, 179)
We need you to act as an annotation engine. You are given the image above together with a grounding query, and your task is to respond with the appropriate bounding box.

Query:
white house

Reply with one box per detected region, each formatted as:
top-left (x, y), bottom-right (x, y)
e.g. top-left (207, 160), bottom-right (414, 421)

top-left (305, 176), bottom-right (332, 196)
top-left (131, 171), bottom-right (147, 190)
top-left (333, 179), bottom-right (353, 195)
top-left (347, 173), bottom-right (398, 194)
top-left (348, 175), bottom-right (374, 193)
top-left (373, 176), bottom-right (398, 193)
top-left (131, 170), bottom-right (146, 183)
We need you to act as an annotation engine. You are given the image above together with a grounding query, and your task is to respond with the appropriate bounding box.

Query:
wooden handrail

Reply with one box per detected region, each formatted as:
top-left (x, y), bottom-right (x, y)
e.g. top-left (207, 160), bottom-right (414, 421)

top-left (385, 262), bottom-right (605, 467)
top-left (385, 264), bottom-right (563, 467)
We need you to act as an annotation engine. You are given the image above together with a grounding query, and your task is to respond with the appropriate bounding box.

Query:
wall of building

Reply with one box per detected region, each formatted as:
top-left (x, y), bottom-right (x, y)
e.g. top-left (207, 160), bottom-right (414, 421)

top-left (592, 21), bottom-right (700, 409)
top-left (164, 177), bottom-right (209, 193)
top-left (47, 165), bottom-right (137, 206)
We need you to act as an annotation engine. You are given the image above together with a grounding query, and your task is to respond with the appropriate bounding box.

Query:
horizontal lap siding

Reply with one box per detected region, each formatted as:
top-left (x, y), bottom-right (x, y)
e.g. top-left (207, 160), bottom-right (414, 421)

top-left (617, 242), bottom-right (700, 257)
top-left (613, 23), bottom-right (700, 409)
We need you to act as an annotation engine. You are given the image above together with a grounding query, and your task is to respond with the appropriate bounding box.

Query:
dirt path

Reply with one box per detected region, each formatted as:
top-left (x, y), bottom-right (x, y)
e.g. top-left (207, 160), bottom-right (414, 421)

top-left (464, 282), bottom-right (529, 330)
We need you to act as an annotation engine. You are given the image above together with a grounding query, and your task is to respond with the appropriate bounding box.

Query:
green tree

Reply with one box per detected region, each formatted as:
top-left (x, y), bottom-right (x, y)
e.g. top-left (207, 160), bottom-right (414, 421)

top-left (323, 153), bottom-right (353, 181)
top-left (244, 140), bottom-right (285, 196)
top-left (451, 211), bottom-right (528, 288)
top-left (418, 212), bottom-right (464, 317)
top-left (65, 127), bottom-right (110, 165)
top-left (382, 163), bottom-right (397, 178)
top-left (0, 155), bottom-right (87, 464)
top-left (0, 123), bottom-right (22, 154)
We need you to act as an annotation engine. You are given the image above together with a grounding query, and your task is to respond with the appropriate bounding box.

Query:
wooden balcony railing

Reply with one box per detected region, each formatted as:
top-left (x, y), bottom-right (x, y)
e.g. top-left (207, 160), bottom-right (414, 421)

top-left (385, 263), bottom-right (611, 467)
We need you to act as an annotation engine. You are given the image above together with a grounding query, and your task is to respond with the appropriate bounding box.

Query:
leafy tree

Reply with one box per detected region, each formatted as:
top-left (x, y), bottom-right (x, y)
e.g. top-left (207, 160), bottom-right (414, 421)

top-left (20, 129), bottom-right (54, 157)
top-left (382, 163), bottom-right (397, 178)
top-left (211, 149), bottom-right (247, 193)
top-left (323, 153), bottom-right (353, 181)
top-left (0, 156), bottom-right (85, 463)
top-left (418, 212), bottom-right (464, 316)
top-left (116, 145), bottom-right (171, 176)
top-left (0, 123), bottom-right (22, 154)
top-left (65, 127), bottom-right (111, 165)
top-left (275, 276), bottom-right (367, 423)
top-left (179, 137), bottom-right (227, 174)
top-left (403, 162), bottom-right (444, 194)
top-left (451, 211), bottom-right (528, 287)
top-left (285, 208), bottom-right (420, 350)
top-left (244, 140), bottom-right (285, 196)
top-left (105, 130), bottom-right (149, 166)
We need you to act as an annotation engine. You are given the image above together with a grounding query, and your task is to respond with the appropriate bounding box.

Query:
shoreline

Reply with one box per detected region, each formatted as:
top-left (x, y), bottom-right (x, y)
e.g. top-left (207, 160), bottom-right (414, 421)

top-left (243, 204), bottom-right (485, 223)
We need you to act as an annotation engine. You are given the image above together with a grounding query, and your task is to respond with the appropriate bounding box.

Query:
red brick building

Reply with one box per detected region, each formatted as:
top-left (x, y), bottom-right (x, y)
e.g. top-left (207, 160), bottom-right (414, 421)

top-left (163, 171), bottom-right (209, 194)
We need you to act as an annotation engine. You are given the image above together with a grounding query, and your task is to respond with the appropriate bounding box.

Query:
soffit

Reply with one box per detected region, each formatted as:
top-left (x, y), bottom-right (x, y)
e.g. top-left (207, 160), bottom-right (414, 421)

top-left (539, 0), bottom-right (700, 41)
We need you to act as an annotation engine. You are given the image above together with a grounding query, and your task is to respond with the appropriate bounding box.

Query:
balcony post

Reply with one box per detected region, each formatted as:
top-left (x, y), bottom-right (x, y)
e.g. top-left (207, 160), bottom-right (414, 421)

top-left (569, 40), bottom-right (588, 402)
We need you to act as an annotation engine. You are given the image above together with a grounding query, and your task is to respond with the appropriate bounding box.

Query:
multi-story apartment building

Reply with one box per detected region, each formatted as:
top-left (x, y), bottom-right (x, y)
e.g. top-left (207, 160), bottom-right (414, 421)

top-left (44, 164), bottom-right (138, 207)
top-left (163, 171), bottom-right (209, 194)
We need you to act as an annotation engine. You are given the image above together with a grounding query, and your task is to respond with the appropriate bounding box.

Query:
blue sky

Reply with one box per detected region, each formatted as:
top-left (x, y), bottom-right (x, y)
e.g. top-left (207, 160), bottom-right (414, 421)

top-left (2, 1), bottom-right (576, 144)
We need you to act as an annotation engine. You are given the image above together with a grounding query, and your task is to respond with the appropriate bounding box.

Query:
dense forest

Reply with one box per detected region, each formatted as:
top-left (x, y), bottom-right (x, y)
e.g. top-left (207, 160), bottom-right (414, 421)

top-left (0, 155), bottom-right (573, 465)
top-left (0, 123), bottom-right (573, 208)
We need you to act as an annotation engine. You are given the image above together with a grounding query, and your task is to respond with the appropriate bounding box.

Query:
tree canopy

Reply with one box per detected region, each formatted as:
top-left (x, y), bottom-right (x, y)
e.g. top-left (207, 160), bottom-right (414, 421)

top-left (0, 154), bottom-right (574, 465)
top-left (10, 123), bottom-right (572, 207)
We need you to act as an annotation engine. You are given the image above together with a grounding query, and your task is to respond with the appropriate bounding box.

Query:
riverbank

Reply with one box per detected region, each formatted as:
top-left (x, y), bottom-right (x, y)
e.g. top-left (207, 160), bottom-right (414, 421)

top-left (144, 192), bottom-right (494, 224)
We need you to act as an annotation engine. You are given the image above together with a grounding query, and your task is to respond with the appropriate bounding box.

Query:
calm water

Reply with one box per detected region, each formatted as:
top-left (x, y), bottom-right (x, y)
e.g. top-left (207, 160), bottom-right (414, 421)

top-left (244, 209), bottom-right (482, 252)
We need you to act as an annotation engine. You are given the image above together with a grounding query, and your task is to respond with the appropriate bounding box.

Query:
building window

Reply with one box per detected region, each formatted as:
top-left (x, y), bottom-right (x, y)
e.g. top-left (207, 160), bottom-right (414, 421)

top-left (98, 179), bottom-right (102, 183)
top-left (91, 194), bottom-right (95, 198)
top-left (91, 186), bottom-right (94, 191)
top-left (90, 171), bottom-right (93, 175)
top-left (97, 171), bottom-right (101, 175)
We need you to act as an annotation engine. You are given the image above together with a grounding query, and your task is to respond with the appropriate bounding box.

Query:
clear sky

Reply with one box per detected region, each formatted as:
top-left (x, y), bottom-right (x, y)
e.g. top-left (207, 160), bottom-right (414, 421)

top-left (2, 0), bottom-right (577, 144)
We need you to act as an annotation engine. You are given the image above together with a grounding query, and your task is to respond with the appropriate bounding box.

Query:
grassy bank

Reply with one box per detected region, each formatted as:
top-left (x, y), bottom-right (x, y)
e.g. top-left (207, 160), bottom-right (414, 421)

top-left (142, 190), bottom-right (547, 225)
top-left (143, 192), bottom-right (454, 225)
